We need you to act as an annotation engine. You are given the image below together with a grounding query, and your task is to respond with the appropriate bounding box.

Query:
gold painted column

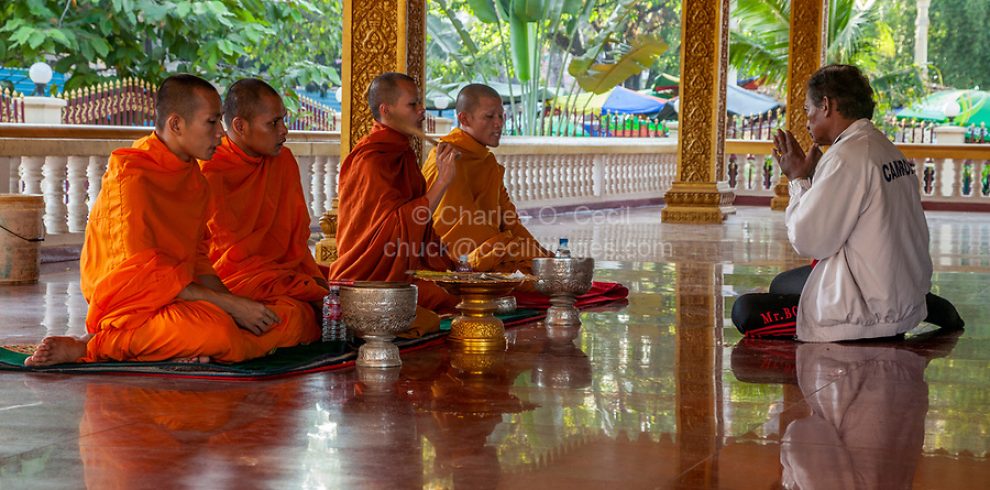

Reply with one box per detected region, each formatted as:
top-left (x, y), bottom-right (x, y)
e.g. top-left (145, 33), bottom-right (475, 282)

top-left (770, 0), bottom-right (828, 211)
top-left (661, 0), bottom-right (735, 224)
top-left (317, 0), bottom-right (427, 265)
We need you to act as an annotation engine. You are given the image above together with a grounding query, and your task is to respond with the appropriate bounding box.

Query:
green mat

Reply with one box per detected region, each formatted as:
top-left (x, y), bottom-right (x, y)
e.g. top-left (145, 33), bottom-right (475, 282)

top-left (0, 309), bottom-right (543, 380)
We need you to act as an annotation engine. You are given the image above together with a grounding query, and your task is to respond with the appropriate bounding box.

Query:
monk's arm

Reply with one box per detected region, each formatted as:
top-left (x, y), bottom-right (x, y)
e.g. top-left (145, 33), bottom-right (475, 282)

top-left (177, 282), bottom-right (281, 336)
top-left (425, 143), bottom-right (458, 215)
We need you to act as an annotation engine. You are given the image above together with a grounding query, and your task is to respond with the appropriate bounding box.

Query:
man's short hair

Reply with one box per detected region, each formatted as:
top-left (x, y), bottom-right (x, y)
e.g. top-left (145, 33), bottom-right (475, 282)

top-left (455, 83), bottom-right (502, 115)
top-left (367, 72), bottom-right (416, 121)
top-left (155, 74), bottom-right (218, 131)
top-left (223, 78), bottom-right (281, 128)
top-left (806, 64), bottom-right (876, 120)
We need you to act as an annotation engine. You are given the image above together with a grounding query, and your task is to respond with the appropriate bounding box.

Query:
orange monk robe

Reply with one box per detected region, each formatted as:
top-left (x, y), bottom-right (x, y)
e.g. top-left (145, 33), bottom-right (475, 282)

top-left (328, 122), bottom-right (457, 312)
top-left (200, 137), bottom-right (327, 331)
top-left (80, 132), bottom-right (317, 363)
top-left (423, 128), bottom-right (551, 273)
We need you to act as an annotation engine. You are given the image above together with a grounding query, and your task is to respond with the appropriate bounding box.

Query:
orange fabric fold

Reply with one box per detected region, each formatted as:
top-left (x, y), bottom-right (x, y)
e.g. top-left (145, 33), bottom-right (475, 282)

top-left (200, 136), bottom-right (327, 303)
top-left (80, 132), bottom-right (318, 363)
top-left (423, 128), bottom-right (551, 273)
top-left (328, 122), bottom-right (456, 311)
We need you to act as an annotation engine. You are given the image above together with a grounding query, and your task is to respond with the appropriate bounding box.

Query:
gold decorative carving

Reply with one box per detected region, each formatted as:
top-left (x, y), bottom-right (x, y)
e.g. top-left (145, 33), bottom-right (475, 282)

top-left (661, 0), bottom-right (735, 224)
top-left (342, 0), bottom-right (401, 155)
top-left (406, 0), bottom-right (427, 161)
top-left (771, 0), bottom-right (829, 211)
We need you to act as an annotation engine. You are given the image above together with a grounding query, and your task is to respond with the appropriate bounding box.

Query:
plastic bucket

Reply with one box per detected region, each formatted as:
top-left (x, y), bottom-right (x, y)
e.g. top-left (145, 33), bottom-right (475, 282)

top-left (0, 194), bottom-right (45, 284)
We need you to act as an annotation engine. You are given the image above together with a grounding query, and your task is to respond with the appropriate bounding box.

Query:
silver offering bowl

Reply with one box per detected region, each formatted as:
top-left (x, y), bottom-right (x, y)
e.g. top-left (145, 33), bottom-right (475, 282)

top-left (494, 295), bottom-right (517, 315)
top-left (340, 282), bottom-right (418, 368)
top-left (532, 257), bottom-right (595, 328)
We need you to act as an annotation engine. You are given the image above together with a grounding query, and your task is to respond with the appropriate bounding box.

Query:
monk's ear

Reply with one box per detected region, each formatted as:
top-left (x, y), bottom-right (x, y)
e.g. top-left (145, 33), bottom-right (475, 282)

top-left (230, 116), bottom-right (248, 136)
top-left (378, 102), bottom-right (390, 121)
top-left (166, 113), bottom-right (184, 135)
top-left (456, 110), bottom-right (470, 128)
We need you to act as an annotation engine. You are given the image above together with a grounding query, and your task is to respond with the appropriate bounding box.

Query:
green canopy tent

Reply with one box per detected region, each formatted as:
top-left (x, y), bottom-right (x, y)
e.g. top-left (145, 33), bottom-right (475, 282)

top-left (896, 90), bottom-right (990, 126)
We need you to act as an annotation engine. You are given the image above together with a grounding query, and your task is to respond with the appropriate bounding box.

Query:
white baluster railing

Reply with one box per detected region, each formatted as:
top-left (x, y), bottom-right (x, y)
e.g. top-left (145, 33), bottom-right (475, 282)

top-left (4, 126), bottom-right (989, 248)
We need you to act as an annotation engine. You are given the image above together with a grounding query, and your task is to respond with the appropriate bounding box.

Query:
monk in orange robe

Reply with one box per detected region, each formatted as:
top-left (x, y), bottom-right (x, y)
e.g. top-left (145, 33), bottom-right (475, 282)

top-left (25, 74), bottom-right (315, 366)
top-left (423, 84), bottom-right (551, 273)
top-left (199, 78), bottom-right (327, 337)
top-left (328, 72), bottom-right (460, 332)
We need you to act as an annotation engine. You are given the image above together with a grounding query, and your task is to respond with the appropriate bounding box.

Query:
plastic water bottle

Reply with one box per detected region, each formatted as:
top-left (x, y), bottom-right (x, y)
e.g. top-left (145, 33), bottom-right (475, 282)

top-left (456, 254), bottom-right (472, 272)
top-left (322, 286), bottom-right (346, 344)
top-left (555, 238), bottom-right (571, 258)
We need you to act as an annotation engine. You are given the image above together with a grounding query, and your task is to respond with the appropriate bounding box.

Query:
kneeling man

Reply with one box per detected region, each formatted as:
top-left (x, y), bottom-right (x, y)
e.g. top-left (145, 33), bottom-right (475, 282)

top-left (732, 64), bottom-right (963, 341)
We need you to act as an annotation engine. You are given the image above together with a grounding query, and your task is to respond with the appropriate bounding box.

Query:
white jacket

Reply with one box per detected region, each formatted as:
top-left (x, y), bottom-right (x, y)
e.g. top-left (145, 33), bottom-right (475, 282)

top-left (786, 119), bottom-right (931, 342)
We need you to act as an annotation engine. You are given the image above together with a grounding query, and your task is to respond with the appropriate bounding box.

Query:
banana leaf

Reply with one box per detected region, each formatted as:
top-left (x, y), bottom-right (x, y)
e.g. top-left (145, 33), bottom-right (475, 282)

top-left (466, 0), bottom-right (500, 23)
top-left (571, 35), bottom-right (668, 94)
top-left (512, 0), bottom-right (546, 22)
top-left (509, 16), bottom-right (531, 81)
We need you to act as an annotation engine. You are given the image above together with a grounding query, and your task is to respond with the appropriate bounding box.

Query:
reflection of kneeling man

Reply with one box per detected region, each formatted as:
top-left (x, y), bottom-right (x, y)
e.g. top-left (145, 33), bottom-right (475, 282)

top-left (733, 64), bottom-right (963, 341)
top-left (781, 342), bottom-right (931, 489)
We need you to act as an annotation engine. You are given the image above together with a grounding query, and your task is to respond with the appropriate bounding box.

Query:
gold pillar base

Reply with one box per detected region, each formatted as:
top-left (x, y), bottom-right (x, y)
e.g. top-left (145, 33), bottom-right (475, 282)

top-left (315, 199), bottom-right (339, 266)
top-left (770, 175), bottom-right (790, 211)
top-left (661, 182), bottom-right (736, 224)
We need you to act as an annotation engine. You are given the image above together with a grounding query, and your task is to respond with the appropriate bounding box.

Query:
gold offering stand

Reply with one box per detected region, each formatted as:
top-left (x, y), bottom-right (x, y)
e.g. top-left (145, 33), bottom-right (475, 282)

top-left (412, 271), bottom-right (532, 351)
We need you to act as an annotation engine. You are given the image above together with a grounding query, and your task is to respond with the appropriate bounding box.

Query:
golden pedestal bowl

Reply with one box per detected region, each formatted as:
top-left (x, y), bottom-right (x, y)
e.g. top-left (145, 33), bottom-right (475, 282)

top-left (412, 271), bottom-right (531, 352)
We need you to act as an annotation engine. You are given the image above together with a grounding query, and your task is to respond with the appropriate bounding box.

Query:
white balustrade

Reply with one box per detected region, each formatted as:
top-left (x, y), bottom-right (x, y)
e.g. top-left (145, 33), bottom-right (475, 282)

top-left (66, 155), bottom-right (89, 232)
top-left (42, 156), bottom-right (69, 234)
top-left (86, 156), bottom-right (105, 214)
top-left (19, 155), bottom-right (43, 194)
top-left (4, 126), bottom-right (989, 247)
top-left (310, 155), bottom-right (326, 221)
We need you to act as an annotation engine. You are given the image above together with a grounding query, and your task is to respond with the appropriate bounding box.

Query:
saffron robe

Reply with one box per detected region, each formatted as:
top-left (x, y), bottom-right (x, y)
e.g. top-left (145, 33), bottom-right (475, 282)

top-left (200, 137), bottom-right (326, 333)
top-left (80, 132), bottom-right (317, 363)
top-left (422, 128), bottom-right (550, 273)
top-left (328, 122), bottom-right (457, 314)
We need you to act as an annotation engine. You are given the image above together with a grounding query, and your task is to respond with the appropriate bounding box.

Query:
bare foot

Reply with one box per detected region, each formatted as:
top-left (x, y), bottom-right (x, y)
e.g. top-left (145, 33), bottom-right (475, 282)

top-left (171, 356), bottom-right (212, 364)
top-left (24, 336), bottom-right (88, 367)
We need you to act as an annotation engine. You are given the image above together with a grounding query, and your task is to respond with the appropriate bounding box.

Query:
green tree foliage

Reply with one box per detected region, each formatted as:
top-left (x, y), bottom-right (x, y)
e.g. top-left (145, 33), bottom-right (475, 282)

top-left (730, 0), bottom-right (927, 121)
top-left (0, 0), bottom-right (340, 99)
top-left (929, 0), bottom-right (990, 90)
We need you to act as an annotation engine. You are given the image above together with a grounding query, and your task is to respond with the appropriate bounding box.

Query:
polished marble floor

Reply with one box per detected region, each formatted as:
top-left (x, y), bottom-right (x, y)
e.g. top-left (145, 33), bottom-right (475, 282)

top-left (0, 206), bottom-right (987, 489)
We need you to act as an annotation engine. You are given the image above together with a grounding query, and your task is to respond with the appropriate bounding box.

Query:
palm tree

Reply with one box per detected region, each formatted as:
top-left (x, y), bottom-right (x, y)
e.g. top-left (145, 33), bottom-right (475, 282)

top-left (729, 0), bottom-right (880, 90)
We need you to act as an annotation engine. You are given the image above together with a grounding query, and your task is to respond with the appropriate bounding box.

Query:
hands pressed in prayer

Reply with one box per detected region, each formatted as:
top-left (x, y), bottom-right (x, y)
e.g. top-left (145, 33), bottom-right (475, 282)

top-left (773, 129), bottom-right (822, 180)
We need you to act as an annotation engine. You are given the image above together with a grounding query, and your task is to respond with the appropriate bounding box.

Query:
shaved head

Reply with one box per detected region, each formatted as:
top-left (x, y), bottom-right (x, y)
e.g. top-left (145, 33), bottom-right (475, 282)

top-left (223, 78), bottom-right (281, 128)
top-left (456, 83), bottom-right (502, 115)
top-left (155, 74), bottom-right (218, 132)
top-left (367, 72), bottom-right (417, 121)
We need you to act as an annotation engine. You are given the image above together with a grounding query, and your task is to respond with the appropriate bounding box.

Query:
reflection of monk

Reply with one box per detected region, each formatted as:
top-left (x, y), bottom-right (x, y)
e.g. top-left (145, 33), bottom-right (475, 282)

top-left (423, 84), bottom-right (550, 273)
top-left (200, 78), bottom-right (326, 342)
top-left (79, 380), bottom-right (302, 488)
top-left (780, 336), bottom-right (957, 489)
top-left (328, 72), bottom-right (459, 333)
top-left (26, 75), bottom-right (309, 366)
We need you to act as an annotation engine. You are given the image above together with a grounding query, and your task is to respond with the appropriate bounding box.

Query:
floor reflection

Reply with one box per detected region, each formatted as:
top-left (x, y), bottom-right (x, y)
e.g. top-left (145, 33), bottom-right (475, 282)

top-left (1, 208), bottom-right (988, 488)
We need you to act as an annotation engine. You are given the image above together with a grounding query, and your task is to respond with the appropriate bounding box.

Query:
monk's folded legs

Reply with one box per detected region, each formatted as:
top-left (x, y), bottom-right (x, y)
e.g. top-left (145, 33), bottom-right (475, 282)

top-left (84, 298), bottom-right (320, 363)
